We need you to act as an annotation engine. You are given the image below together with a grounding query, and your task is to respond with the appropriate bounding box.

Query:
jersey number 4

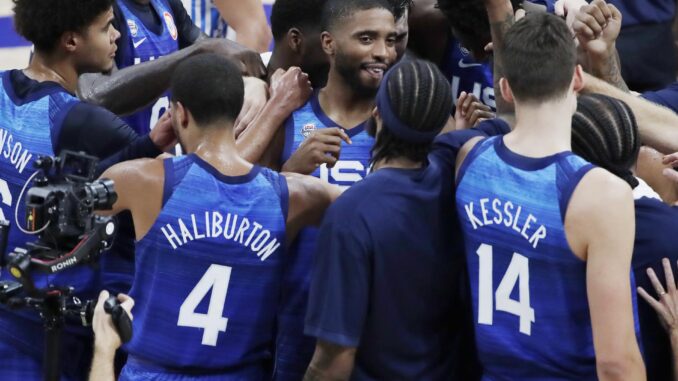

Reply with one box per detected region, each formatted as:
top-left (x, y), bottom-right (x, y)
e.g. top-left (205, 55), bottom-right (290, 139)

top-left (177, 264), bottom-right (232, 346)
top-left (476, 243), bottom-right (535, 335)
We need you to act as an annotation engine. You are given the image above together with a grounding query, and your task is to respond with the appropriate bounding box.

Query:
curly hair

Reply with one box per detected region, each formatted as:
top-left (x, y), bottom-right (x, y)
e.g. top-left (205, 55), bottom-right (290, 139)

top-left (13, 0), bottom-right (113, 52)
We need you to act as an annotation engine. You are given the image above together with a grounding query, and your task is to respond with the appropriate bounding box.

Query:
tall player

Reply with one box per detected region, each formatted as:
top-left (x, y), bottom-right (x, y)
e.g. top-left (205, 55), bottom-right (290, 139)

top-left (100, 53), bottom-right (340, 380)
top-left (262, 1), bottom-right (398, 379)
top-left (0, 0), bottom-right (176, 380)
top-left (454, 8), bottom-right (645, 381)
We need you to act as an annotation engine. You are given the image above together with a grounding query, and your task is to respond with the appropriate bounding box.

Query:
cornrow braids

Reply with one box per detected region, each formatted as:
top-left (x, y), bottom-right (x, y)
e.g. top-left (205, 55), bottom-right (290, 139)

top-left (571, 94), bottom-right (640, 188)
top-left (370, 59), bottom-right (452, 167)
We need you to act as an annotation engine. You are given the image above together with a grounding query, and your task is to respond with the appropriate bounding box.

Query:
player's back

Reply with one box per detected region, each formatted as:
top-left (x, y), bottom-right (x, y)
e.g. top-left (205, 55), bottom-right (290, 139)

top-left (455, 135), bottom-right (602, 380)
top-left (122, 154), bottom-right (287, 379)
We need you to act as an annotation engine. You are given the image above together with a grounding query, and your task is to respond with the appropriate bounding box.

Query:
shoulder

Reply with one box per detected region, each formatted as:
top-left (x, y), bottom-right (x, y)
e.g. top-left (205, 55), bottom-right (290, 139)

top-left (567, 167), bottom-right (634, 225)
top-left (103, 157), bottom-right (165, 185)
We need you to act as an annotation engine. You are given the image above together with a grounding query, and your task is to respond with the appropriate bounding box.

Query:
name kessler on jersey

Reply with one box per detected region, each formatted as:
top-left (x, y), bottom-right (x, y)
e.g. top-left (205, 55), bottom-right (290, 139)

top-left (160, 211), bottom-right (282, 261)
top-left (464, 197), bottom-right (547, 249)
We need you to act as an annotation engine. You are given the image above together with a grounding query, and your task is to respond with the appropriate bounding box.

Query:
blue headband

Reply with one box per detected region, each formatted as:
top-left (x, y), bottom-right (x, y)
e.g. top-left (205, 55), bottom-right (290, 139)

top-left (375, 68), bottom-right (443, 144)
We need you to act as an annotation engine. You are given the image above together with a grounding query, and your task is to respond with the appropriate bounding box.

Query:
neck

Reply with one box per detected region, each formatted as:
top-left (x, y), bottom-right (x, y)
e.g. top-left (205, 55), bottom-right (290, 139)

top-left (372, 156), bottom-right (423, 172)
top-left (267, 47), bottom-right (294, 80)
top-left (185, 123), bottom-right (251, 173)
top-left (505, 98), bottom-right (574, 157)
top-left (321, 68), bottom-right (375, 118)
top-left (24, 51), bottom-right (79, 94)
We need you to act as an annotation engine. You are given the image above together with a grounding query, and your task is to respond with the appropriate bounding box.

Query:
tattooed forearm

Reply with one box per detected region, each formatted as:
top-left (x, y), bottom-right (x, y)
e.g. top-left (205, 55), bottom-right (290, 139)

top-left (590, 49), bottom-right (630, 92)
top-left (488, 4), bottom-right (516, 117)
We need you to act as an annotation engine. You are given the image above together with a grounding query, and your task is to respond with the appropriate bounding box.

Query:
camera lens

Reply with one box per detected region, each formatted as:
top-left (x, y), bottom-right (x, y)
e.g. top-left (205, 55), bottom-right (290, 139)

top-left (85, 179), bottom-right (117, 210)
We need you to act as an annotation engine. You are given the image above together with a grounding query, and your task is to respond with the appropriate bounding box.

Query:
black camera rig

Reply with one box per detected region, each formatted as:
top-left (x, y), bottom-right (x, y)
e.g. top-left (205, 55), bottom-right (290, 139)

top-left (0, 151), bottom-right (130, 381)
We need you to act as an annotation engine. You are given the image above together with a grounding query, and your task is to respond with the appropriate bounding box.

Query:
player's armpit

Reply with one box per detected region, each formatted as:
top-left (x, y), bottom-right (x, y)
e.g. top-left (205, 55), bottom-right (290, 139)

top-left (304, 341), bottom-right (357, 381)
top-left (283, 173), bottom-right (342, 241)
top-left (454, 136), bottom-right (485, 181)
top-left (98, 158), bottom-right (165, 240)
top-left (564, 168), bottom-right (647, 381)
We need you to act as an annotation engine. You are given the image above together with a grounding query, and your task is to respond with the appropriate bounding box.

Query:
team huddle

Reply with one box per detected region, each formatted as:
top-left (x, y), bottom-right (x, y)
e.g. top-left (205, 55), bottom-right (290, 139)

top-left (2, 0), bottom-right (678, 380)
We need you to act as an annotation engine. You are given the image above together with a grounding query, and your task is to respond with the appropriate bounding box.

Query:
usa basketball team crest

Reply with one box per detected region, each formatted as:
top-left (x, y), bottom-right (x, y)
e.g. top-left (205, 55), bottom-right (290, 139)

top-left (163, 11), bottom-right (178, 41)
top-left (301, 123), bottom-right (316, 138)
top-left (127, 20), bottom-right (138, 37)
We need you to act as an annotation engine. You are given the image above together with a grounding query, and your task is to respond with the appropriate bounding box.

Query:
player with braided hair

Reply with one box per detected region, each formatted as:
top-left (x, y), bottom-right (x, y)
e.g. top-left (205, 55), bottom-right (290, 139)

top-left (572, 93), bottom-right (678, 381)
top-left (304, 58), bottom-right (492, 381)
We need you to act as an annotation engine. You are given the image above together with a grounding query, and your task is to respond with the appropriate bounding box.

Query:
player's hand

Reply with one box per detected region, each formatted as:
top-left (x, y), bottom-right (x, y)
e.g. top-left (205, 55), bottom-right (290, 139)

top-left (281, 128), bottom-right (352, 175)
top-left (573, 0), bottom-right (622, 58)
top-left (662, 152), bottom-right (678, 194)
top-left (234, 77), bottom-right (269, 138)
top-left (92, 291), bottom-right (135, 354)
top-left (555, 0), bottom-right (589, 30)
top-left (149, 111), bottom-right (178, 152)
top-left (454, 92), bottom-right (495, 130)
top-left (638, 259), bottom-right (678, 335)
top-left (269, 67), bottom-right (313, 115)
top-left (198, 38), bottom-right (267, 78)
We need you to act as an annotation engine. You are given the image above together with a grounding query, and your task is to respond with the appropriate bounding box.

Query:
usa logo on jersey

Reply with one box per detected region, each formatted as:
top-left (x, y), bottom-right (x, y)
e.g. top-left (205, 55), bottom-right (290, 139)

top-left (127, 20), bottom-right (138, 37)
top-left (301, 124), bottom-right (316, 138)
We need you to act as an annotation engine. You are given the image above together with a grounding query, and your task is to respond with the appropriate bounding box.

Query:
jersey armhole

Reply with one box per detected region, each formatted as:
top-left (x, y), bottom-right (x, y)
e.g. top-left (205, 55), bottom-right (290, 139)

top-left (280, 116), bottom-right (295, 165)
top-left (559, 163), bottom-right (596, 222)
top-left (455, 137), bottom-right (492, 187)
top-left (50, 99), bottom-right (80, 154)
top-left (162, 157), bottom-right (175, 208)
top-left (278, 175), bottom-right (290, 223)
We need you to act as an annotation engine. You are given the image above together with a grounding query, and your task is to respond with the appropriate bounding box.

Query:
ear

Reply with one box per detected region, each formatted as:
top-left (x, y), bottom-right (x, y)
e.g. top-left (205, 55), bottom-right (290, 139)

top-left (499, 77), bottom-right (514, 104)
top-left (175, 102), bottom-right (190, 129)
top-left (286, 28), bottom-right (303, 53)
top-left (320, 31), bottom-right (334, 56)
top-left (372, 107), bottom-right (379, 119)
top-left (60, 31), bottom-right (79, 53)
top-left (572, 64), bottom-right (584, 94)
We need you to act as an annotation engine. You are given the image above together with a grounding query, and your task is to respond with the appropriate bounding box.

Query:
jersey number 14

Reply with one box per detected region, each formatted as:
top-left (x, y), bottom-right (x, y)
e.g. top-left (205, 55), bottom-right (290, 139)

top-left (476, 243), bottom-right (535, 335)
top-left (177, 264), bottom-right (232, 346)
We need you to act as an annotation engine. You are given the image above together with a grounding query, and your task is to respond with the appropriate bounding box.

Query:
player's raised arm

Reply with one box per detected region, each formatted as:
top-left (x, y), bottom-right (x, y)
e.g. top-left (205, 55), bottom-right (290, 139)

top-left (566, 168), bottom-right (646, 381)
top-left (212, 0), bottom-right (272, 53)
top-left (584, 72), bottom-right (678, 154)
top-left (283, 172), bottom-right (342, 242)
top-left (483, 0), bottom-right (517, 122)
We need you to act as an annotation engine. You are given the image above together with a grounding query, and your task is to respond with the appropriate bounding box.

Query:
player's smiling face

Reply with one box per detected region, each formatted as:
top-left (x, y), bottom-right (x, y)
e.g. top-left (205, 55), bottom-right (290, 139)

top-left (328, 8), bottom-right (397, 97)
top-left (76, 7), bottom-right (120, 73)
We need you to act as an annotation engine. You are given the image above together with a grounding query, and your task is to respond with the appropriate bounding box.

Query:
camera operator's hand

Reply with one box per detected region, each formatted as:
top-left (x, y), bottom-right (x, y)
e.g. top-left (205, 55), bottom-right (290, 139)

top-left (282, 128), bottom-right (352, 175)
top-left (89, 290), bottom-right (134, 381)
top-left (149, 112), bottom-right (178, 152)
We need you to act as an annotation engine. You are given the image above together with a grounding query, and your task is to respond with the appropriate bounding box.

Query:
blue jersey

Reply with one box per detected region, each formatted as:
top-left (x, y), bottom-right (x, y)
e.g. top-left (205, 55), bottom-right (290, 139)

top-left (117, 0), bottom-right (179, 135)
top-left (275, 92), bottom-right (374, 380)
top-left (182, 0), bottom-right (227, 37)
top-left (440, 38), bottom-right (495, 111)
top-left (123, 155), bottom-right (287, 377)
top-left (0, 70), bottom-right (101, 381)
top-left (455, 136), bottom-right (610, 380)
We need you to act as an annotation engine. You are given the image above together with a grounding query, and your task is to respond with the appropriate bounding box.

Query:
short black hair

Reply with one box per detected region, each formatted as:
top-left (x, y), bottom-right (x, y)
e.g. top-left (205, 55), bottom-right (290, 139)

top-left (170, 54), bottom-right (244, 126)
top-left (388, 0), bottom-right (413, 19)
top-left (437, 0), bottom-right (522, 56)
top-left (13, 0), bottom-right (113, 52)
top-left (321, 0), bottom-right (395, 33)
top-left (572, 94), bottom-right (640, 188)
top-left (502, 13), bottom-right (576, 103)
top-left (370, 59), bottom-right (452, 166)
top-left (270, 0), bottom-right (327, 42)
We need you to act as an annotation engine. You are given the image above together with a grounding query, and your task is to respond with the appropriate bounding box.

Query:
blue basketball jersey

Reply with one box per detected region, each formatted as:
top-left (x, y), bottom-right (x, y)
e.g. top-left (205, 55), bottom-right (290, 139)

top-left (275, 92), bottom-right (374, 380)
top-left (124, 155), bottom-right (287, 377)
top-left (440, 38), bottom-right (495, 111)
top-left (0, 71), bottom-right (100, 342)
top-left (117, 0), bottom-right (179, 135)
top-left (455, 136), bottom-right (618, 380)
top-left (182, 0), bottom-right (227, 37)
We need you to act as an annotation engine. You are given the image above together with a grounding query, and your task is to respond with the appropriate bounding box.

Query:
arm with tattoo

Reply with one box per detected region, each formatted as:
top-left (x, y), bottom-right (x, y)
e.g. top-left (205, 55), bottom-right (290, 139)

top-left (484, 0), bottom-right (517, 123)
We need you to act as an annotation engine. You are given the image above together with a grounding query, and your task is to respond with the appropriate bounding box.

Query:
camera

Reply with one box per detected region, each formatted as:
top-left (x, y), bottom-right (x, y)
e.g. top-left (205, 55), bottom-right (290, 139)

top-left (6, 151), bottom-right (118, 289)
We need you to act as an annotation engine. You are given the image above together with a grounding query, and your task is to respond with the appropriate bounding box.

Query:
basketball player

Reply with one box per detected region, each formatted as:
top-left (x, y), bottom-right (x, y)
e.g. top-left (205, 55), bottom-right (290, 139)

top-left (571, 93), bottom-right (678, 381)
top-left (0, 1), bottom-right (177, 380)
top-left (303, 59), bottom-right (488, 380)
top-left (454, 8), bottom-right (645, 381)
top-left (99, 53), bottom-right (341, 380)
top-left (77, 0), bottom-right (265, 136)
top-left (262, 1), bottom-right (398, 379)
